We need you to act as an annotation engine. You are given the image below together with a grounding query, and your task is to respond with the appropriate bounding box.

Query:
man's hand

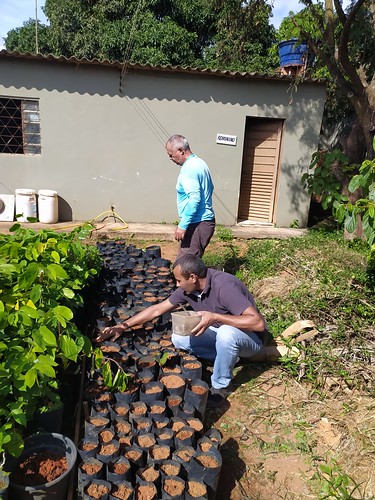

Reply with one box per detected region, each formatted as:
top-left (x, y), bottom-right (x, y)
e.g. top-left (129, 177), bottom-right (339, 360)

top-left (174, 227), bottom-right (186, 242)
top-left (190, 311), bottom-right (215, 337)
top-left (95, 324), bottom-right (127, 342)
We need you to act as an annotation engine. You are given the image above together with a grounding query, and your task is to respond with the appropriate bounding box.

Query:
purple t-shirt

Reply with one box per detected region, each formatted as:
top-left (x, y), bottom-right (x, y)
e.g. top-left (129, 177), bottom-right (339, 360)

top-left (169, 268), bottom-right (260, 327)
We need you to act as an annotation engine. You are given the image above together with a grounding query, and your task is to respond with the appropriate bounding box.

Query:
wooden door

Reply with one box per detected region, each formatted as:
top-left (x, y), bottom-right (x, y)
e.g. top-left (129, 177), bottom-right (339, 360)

top-left (237, 118), bottom-right (283, 223)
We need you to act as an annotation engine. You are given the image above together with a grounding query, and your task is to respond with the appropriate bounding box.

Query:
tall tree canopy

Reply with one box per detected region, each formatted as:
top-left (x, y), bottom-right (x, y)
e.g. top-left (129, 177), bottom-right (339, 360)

top-left (280, 0), bottom-right (375, 159)
top-left (4, 0), bottom-right (276, 72)
top-left (5, 0), bottom-right (373, 155)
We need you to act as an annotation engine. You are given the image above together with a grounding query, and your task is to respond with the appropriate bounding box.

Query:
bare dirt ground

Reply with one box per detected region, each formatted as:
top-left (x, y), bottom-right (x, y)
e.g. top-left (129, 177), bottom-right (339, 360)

top-left (124, 237), bottom-right (375, 499)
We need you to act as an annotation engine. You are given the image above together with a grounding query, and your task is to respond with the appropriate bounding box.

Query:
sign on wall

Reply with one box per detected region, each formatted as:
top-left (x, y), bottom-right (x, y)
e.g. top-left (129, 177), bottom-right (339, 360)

top-left (216, 133), bottom-right (237, 146)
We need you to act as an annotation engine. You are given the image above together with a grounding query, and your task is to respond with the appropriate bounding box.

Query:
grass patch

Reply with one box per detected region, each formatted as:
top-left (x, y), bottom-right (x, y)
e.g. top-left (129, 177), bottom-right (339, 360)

top-left (204, 228), bottom-right (375, 394)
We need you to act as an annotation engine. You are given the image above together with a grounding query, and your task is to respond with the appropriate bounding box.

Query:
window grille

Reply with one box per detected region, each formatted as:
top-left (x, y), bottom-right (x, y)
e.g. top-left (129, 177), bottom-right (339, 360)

top-left (0, 98), bottom-right (41, 155)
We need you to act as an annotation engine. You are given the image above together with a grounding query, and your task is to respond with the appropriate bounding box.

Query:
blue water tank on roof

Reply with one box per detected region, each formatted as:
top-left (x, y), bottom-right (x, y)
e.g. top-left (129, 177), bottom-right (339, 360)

top-left (278, 38), bottom-right (308, 67)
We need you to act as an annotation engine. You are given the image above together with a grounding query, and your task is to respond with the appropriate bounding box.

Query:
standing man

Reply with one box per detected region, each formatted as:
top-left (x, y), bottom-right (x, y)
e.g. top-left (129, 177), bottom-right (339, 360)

top-left (98, 255), bottom-right (266, 408)
top-left (165, 135), bottom-right (215, 259)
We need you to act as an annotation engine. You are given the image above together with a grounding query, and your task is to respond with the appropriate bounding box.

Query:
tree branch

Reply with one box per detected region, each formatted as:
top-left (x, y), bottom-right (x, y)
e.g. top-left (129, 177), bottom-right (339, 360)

top-left (333, 0), bottom-right (346, 25)
top-left (325, 0), bottom-right (335, 49)
top-left (338, 0), bottom-right (368, 96)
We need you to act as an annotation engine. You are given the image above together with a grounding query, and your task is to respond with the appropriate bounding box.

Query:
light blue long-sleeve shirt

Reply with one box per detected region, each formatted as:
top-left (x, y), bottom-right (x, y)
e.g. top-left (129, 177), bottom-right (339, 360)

top-left (176, 154), bottom-right (215, 230)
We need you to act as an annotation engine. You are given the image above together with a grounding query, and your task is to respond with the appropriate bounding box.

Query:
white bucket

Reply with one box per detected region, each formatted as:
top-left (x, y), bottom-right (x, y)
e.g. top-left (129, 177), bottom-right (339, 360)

top-left (38, 189), bottom-right (58, 223)
top-left (0, 194), bottom-right (15, 221)
top-left (15, 189), bottom-right (37, 222)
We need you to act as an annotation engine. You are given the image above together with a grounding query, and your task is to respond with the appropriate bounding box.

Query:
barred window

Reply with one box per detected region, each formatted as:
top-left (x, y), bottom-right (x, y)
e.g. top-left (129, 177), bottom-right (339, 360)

top-left (0, 97), bottom-right (41, 155)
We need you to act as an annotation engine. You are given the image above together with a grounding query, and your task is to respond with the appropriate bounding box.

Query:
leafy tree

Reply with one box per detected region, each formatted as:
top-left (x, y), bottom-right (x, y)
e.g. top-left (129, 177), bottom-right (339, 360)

top-left (41, 0), bottom-right (215, 65)
top-left (302, 141), bottom-right (375, 253)
top-left (204, 0), bottom-right (277, 72)
top-left (285, 0), bottom-right (375, 160)
top-left (4, 0), bottom-right (276, 72)
top-left (5, 20), bottom-right (52, 54)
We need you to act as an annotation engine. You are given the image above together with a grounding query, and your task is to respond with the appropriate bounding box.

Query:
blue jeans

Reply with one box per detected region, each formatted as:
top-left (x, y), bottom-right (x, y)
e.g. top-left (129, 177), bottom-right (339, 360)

top-left (172, 325), bottom-right (263, 389)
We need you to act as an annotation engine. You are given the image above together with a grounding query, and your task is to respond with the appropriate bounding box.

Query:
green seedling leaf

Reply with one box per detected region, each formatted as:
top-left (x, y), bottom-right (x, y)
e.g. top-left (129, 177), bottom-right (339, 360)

top-left (19, 305), bottom-right (40, 319)
top-left (94, 348), bottom-right (104, 369)
top-left (102, 361), bottom-right (113, 388)
top-left (4, 429), bottom-right (24, 457)
top-left (40, 326), bottom-right (58, 346)
top-left (18, 263), bottom-right (40, 290)
top-left (348, 174), bottom-right (365, 192)
top-left (30, 284), bottom-right (43, 303)
top-left (344, 213), bottom-right (357, 233)
top-left (10, 409), bottom-right (27, 427)
top-left (34, 359), bottom-right (56, 377)
top-left (62, 288), bottom-right (75, 299)
top-left (51, 251), bottom-right (61, 263)
top-left (46, 263), bottom-right (68, 281)
top-left (53, 306), bottom-right (73, 320)
top-left (320, 464), bottom-right (333, 475)
top-left (0, 263), bottom-right (17, 276)
top-left (59, 335), bottom-right (79, 361)
top-left (24, 368), bottom-right (37, 388)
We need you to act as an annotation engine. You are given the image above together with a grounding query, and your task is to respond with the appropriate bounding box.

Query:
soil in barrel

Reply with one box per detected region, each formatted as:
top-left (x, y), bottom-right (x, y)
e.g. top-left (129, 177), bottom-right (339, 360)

top-left (11, 451), bottom-right (68, 486)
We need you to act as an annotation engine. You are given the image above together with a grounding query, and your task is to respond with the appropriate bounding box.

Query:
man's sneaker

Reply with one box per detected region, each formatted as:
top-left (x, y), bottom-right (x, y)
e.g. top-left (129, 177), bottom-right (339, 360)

top-left (206, 385), bottom-right (233, 409)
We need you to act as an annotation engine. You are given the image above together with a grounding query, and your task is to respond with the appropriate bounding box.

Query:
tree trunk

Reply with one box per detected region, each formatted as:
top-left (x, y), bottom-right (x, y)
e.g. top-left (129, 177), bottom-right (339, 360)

top-left (351, 91), bottom-right (375, 160)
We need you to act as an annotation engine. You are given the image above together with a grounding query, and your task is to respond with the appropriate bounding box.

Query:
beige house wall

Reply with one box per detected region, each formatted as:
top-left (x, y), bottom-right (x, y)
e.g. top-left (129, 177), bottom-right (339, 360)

top-left (0, 56), bottom-right (326, 227)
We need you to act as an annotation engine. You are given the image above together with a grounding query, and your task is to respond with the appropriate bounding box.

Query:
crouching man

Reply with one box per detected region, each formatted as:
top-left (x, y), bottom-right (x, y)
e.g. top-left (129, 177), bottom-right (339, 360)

top-left (98, 254), bottom-right (266, 408)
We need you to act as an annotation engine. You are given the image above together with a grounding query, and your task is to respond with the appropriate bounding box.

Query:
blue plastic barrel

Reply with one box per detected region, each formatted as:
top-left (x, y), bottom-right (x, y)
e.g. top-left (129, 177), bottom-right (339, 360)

top-left (278, 38), bottom-right (308, 67)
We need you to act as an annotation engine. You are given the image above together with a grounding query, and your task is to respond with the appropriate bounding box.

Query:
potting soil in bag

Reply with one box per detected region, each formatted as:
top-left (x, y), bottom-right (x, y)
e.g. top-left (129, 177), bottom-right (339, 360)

top-left (109, 480), bottom-right (134, 500)
top-left (161, 475), bottom-right (185, 499)
top-left (84, 478), bottom-right (111, 500)
top-left (189, 450), bottom-right (222, 499)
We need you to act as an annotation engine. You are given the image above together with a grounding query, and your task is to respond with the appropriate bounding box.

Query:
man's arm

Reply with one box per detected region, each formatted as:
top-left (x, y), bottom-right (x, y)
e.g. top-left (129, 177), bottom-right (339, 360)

top-left (95, 298), bottom-right (177, 342)
top-left (191, 306), bottom-right (266, 337)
